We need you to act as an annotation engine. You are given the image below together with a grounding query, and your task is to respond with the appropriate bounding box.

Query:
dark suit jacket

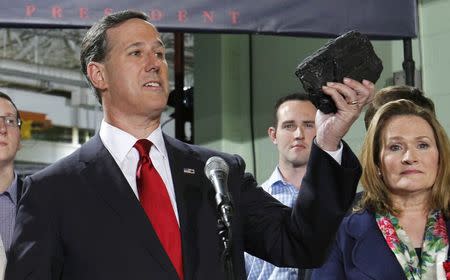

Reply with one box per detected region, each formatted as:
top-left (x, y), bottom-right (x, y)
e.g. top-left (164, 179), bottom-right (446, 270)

top-left (15, 176), bottom-right (24, 205)
top-left (310, 209), bottom-right (450, 280)
top-left (6, 134), bottom-right (361, 280)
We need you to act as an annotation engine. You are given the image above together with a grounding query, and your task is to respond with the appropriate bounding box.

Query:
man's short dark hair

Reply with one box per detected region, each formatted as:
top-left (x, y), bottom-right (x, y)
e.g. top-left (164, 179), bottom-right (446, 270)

top-left (0, 91), bottom-right (21, 126)
top-left (272, 92), bottom-right (316, 127)
top-left (80, 10), bottom-right (150, 104)
top-left (363, 85), bottom-right (435, 130)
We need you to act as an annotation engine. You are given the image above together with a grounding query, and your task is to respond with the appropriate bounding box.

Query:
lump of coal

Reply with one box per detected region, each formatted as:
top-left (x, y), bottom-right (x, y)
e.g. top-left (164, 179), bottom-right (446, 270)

top-left (295, 30), bottom-right (383, 114)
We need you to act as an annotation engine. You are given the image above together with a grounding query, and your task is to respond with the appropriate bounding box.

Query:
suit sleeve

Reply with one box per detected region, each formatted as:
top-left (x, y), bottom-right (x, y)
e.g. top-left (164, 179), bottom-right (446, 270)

top-left (5, 176), bottom-right (63, 280)
top-left (241, 140), bottom-right (360, 268)
top-left (310, 231), bottom-right (346, 279)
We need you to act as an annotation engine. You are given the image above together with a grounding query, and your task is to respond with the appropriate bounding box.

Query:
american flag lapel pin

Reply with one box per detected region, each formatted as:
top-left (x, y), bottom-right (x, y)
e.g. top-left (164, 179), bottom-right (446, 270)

top-left (183, 168), bottom-right (195, 174)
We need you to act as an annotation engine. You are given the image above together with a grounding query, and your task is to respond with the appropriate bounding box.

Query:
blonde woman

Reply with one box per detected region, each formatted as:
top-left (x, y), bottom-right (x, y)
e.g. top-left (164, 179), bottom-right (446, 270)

top-left (312, 99), bottom-right (450, 279)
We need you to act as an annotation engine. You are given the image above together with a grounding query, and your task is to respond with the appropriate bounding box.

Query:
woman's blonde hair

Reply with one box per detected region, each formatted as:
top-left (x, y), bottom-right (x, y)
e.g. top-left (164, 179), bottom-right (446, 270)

top-left (359, 99), bottom-right (450, 216)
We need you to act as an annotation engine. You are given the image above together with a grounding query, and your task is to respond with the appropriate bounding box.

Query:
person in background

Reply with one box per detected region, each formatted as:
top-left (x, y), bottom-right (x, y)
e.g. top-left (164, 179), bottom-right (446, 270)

top-left (364, 85), bottom-right (435, 130)
top-left (245, 93), bottom-right (316, 280)
top-left (6, 10), bottom-right (374, 280)
top-left (0, 92), bottom-right (22, 280)
top-left (0, 92), bottom-right (22, 256)
top-left (311, 99), bottom-right (450, 279)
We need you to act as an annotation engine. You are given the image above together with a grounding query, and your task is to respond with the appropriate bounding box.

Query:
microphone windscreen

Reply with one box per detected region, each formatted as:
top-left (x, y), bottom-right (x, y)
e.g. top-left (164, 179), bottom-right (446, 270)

top-left (204, 156), bottom-right (229, 180)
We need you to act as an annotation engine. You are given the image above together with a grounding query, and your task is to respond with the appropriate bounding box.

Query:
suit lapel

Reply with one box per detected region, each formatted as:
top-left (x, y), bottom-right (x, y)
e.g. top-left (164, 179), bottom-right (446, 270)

top-left (16, 177), bottom-right (23, 205)
top-left (164, 135), bottom-right (212, 280)
top-left (79, 135), bottom-right (179, 279)
top-left (349, 211), bottom-right (406, 280)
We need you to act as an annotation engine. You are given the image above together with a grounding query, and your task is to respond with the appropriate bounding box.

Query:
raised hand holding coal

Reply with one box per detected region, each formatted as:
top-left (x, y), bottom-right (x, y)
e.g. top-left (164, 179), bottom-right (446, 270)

top-left (315, 78), bottom-right (375, 151)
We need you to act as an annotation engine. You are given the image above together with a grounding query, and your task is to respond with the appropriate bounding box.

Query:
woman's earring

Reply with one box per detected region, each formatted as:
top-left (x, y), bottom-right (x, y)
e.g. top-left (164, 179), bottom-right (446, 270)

top-left (377, 168), bottom-right (382, 177)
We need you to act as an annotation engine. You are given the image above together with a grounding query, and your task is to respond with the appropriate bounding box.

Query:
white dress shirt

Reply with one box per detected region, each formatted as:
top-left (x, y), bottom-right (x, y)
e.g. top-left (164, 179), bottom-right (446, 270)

top-left (317, 139), bottom-right (343, 164)
top-left (99, 120), bottom-right (179, 224)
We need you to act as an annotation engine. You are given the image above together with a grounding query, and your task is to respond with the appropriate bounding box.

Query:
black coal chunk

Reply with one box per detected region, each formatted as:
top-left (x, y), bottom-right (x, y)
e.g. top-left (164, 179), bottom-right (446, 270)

top-left (295, 31), bottom-right (383, 114)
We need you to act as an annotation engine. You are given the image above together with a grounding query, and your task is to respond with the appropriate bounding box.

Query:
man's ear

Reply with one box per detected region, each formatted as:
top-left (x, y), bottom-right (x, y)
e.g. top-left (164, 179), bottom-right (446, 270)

top-left (86, 62), bottom-right (107, 90)
top-left (268, 127), bottom-right (277, 144)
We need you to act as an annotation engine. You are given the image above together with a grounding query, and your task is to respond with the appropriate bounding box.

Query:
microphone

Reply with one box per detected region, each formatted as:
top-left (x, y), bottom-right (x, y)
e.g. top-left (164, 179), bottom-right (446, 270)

top-left (204, 156), bottom-right (233, 228)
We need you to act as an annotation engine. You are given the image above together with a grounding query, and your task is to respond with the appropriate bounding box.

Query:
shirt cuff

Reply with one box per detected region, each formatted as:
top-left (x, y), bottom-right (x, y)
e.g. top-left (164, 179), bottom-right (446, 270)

top-left (314, 139), bottom-right (343, 165)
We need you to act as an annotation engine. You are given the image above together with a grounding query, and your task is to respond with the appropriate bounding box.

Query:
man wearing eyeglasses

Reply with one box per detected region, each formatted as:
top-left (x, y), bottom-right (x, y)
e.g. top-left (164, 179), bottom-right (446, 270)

top-left (0, 91), bottom-right (22, 274)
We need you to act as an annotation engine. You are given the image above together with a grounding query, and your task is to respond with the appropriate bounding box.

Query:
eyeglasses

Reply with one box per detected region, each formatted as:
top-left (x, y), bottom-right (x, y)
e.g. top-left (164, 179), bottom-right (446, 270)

top-left (0, 116), bottom-right (21, 128)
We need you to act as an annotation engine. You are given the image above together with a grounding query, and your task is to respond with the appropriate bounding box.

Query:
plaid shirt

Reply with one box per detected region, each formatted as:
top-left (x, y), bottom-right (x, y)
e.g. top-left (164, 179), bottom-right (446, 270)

top-left (0, 173), bottom-right (18, 254)
top-left (244, 167), bottom-right (300, 280)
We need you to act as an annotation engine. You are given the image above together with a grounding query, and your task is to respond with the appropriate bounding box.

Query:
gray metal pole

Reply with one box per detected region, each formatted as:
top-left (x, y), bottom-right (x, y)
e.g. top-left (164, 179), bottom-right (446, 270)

top-left (402, 38), bottom-right (415, 86)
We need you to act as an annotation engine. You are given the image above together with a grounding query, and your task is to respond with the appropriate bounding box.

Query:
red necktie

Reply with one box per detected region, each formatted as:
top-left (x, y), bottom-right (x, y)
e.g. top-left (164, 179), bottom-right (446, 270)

top-left (134, 139), bottom-right (184, 280)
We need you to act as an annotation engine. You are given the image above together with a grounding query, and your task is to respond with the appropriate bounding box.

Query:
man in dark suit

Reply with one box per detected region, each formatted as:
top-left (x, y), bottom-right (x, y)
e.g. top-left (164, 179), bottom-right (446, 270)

top-left (6, 10), bottom-right (375, 280)
top-left (0, 91), bottom-right (23, 277)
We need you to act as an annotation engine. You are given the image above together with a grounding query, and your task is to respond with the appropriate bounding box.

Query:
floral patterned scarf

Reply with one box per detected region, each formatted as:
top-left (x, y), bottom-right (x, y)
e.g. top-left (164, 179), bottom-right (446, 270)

top-left (376, 210), bottom-right (449, 280)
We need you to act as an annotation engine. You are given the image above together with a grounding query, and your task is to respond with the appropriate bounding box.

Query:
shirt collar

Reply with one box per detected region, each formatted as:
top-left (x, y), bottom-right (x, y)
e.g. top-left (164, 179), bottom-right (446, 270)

top-left (148, 126), bottom-right (168, 159)
top-left (1, 172), bottom-right (18, 205)
top-left (262, 167), bottom-right (287, 191)
top-left (262, 167), bottom-right (299, 195)
top-left (99, 119), bottom-right (168, 163)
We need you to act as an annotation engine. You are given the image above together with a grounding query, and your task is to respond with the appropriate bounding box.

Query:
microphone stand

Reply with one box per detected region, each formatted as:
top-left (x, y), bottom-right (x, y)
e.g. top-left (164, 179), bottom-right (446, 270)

top-left (216, 196), bottom-right (235, 280)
